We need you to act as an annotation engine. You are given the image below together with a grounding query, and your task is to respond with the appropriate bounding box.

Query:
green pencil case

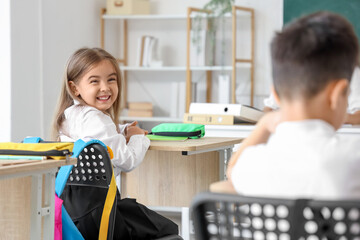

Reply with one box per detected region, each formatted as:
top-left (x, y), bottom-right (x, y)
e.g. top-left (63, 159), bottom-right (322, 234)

top-left (148, 123), bottom-right (205, 141)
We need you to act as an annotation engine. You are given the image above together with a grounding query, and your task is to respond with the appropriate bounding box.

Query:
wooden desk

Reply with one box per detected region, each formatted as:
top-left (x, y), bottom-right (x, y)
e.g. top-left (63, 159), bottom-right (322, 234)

top-left (0, 158), bottom-right (76, 240)
top-left (121, 137), bottom-right (242, 207)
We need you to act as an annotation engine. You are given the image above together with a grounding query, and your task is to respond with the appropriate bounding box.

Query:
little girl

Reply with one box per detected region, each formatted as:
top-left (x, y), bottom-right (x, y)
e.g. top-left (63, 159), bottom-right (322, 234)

top-left (52, 47), bottom-right (178, 239)
top-left (53, 47), bottom-right (149, 179)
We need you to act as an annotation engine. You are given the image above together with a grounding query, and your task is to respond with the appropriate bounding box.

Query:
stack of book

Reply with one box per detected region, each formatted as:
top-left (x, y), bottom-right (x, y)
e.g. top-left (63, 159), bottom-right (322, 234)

top-left (184, 103), bottom-right (264, 125)
top-left (128, 102), bottom-right (153, 117)
top-left (136, 36), bottom-right (161, 67)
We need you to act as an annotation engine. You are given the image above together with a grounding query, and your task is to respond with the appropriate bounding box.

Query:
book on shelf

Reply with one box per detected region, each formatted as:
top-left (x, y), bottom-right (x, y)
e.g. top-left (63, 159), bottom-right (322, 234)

top-left (142, 36), bottom-right (152, 66)
top-left (136, 35), bottom-right (159, 67)
top-left (218, 75), bottom-right (231, 104)
top-left (136, 37), bottom-right (145, 67)
top-left (128, 102), bottom-right (153, 111)
top-left (170, 82), bottom-right (179, 118)
top-left (128, 109), bottom-right (153, 117)
top-left (128, 101), bottom-right (153, 117)
top-left (189, 103), bottom-right (264, 124)
top-left (169, 82), bottom-right (186, 119)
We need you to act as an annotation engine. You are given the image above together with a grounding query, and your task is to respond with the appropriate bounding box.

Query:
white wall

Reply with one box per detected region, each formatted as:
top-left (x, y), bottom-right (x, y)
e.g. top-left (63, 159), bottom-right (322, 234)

top-left (41, 0), bottom-right (106, 139)
top-left (5, 0), bottom-right (283, 140)
top-left (234, 0), bottom-right (283, 104)
top-left (0, 0), bottom-right (11, 141)
top-left (9, 0), bottom-right (43, 142)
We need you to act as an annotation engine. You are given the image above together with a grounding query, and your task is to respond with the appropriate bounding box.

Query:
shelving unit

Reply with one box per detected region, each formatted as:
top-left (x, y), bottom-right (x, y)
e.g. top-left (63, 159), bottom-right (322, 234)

top-left (232, 6), bottom-right (255, 105)
top-left (100, 5), bottom-right (255, 122)
top-left (121, 65), bottom-right (250, 71)
top-left (185, 6), bottom-right (255, 112)
top-left (100, 8), bottom-right (188, 123)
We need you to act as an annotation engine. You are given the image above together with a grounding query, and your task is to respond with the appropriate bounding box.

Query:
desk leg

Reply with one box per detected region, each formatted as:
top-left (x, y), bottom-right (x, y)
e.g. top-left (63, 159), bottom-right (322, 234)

top-left (30, 171), bottom-right (56, 240)
top-left (43, 171), bottom-right (55, 239)
top-left (218, 147), bottom-right (232, 180)
top-left (181, 207), bottom-right (190, 240)
top-left (30, 174), bottom-right (42, 240)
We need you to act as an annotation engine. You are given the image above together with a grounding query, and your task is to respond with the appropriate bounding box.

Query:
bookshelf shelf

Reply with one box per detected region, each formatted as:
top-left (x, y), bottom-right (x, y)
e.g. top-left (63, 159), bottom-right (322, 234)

top-left (190, 64), bottom-right (251, 71)
top-left (120, 116), bottom-right (183, 123)
top-left (122, 66), bottom-right (186, 71)
top-left (103, 14), bottom-right (187, 20)
top-left (102, 12), bottom-right (250, 20)
top-left (121, 65), bottom-right (251, 71)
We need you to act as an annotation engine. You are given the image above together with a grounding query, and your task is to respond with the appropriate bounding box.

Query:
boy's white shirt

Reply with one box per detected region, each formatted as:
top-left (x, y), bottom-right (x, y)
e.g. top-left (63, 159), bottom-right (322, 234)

top-left (231, 119), bottom-right (360, 200)
top-left (264, 67), bottom-right (360, 113)
top-left (59, 101), bottom-right (150, 178)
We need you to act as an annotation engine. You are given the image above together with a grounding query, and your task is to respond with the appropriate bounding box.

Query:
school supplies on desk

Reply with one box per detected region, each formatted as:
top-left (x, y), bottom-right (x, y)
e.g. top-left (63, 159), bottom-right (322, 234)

top-left (0, 141), bottom-right (74, 160)
top-left (0, 155), bottom-right (46, 160)
top-left (148, 123), bottom-right (205, 141)
top-left (189, 103), bottom-right (264, 124)
top-left (147, 135), bottom-right (188, 141)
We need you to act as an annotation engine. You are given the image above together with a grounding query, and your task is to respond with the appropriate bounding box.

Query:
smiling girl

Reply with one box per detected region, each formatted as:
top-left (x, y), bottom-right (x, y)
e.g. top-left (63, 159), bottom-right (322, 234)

top-left (52, 48), bottom-right (178, 239)
top-left (52, 47), bottom-right (149, 179)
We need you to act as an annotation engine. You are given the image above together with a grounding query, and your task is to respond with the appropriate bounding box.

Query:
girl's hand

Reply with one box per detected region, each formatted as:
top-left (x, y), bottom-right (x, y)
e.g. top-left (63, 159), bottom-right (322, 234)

top-left (124, 121), bottom-right (138, 135)
top-left (125, 121), bottom-right (148, 143)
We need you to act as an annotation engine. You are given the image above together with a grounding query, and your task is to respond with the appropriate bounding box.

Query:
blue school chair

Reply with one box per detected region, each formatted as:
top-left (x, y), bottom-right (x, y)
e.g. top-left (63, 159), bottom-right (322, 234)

top-left (56, 139), bottom-right (116, 240)
top-left (57, 139), bottom-right (182, 240)
top-left (191, 192), bottom-right (360, 239)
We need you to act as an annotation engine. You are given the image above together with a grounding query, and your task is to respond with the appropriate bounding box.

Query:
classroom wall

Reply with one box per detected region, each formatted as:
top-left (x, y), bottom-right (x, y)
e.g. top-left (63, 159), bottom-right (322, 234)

top-left (0, 0), bottom-right (11, 141)
top-left (41, 0), bottom-right (105, 140)
top-left (2, 0), bottom-right (283, 141)
top-left (8, 0), bottom-right (43, 142)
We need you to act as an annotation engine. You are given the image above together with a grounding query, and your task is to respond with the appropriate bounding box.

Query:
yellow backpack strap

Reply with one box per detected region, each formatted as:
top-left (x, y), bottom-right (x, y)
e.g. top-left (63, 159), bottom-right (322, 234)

top-left (98, 152), bottom-right (117, 240)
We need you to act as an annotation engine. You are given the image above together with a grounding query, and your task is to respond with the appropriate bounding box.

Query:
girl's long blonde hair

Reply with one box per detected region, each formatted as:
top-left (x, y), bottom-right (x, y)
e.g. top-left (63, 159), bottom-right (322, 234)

top-left (51, 47), bottom-right (122, 140)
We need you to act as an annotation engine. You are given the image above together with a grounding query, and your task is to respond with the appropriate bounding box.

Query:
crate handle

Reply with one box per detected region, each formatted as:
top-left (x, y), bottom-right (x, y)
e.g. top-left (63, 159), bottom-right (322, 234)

top-left (114, 0), bottom-right (123, 7)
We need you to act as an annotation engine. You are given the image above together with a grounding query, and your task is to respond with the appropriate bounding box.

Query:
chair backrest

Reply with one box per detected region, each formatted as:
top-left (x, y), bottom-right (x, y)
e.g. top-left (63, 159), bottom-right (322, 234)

top-left (298, 199), bottom-right (360, 238)
top-left (191, 192), bottom-right (360, 240)
top-left (62, 142), bottom-right (117, 240)
top-left (68, 143), bottom-right (113, 188)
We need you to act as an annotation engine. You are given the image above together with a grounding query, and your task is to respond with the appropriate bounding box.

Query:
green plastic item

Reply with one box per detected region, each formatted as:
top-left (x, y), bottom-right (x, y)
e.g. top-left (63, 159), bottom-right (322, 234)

top-left (149, 123), bottom-right (205, 140)
top-left (146, 135), bottom-right (188, 141)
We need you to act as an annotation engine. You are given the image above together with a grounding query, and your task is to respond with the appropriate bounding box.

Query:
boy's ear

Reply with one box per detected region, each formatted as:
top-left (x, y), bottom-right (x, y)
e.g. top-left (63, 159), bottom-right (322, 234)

top-left (68, 81), bottom-right (79, 96)
top-left (329, 79), bottom-right (349, 110)
top-left (270, 86), bottom-right (281, 105)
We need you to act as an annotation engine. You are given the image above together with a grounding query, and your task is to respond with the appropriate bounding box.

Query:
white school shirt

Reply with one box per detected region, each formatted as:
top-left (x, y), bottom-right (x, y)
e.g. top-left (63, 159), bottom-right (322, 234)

top-left (264, 67), bottom-right (360, 113)
top-left (231, 120), bottom-right (360, 200)
top-left (59, 102), bottom-right (150, 178)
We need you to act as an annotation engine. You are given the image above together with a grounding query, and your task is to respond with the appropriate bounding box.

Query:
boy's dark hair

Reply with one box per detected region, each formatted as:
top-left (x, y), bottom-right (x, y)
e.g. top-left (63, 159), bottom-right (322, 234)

top-left (271, 11), bottom-right (359, 100)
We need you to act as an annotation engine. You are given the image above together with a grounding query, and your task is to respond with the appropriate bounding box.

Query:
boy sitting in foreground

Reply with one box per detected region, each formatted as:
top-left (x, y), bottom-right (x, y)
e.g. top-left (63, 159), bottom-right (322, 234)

top-left (215, 11), bottom-right (360, 199)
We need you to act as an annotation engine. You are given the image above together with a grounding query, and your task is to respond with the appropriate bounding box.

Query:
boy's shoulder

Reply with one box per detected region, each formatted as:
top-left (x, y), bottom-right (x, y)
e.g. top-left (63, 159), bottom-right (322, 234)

top-left (243, 120), bottom-right (360, 157)
top-left (274, 121), bottom-right (360, 159)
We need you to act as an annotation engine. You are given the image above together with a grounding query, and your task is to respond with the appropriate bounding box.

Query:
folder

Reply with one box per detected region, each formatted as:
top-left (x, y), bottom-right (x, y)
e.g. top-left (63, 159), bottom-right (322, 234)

top-left (189, 103), bottom-right (264, 123)
top-left (183, 113), bottom-right (237, 125)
